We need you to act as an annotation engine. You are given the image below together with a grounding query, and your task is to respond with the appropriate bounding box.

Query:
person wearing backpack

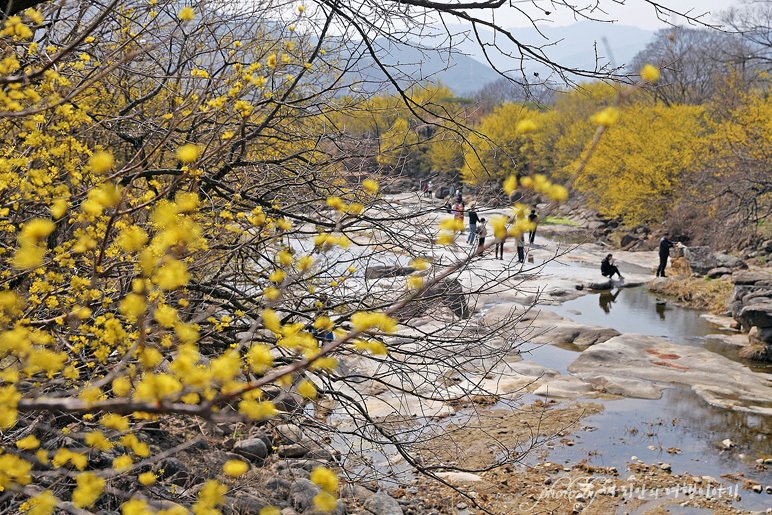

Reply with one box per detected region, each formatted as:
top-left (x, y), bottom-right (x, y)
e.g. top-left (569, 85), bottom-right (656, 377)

top-left (476, 218), bottom-right (487, 255)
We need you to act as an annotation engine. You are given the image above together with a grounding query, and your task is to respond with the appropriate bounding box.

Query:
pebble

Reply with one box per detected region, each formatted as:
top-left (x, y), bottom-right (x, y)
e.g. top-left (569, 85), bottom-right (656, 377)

top-left (752, 484), bottom-right (763, 493)
top-left (659, 463), bottom-right (671, 472)
top-left (766, 458), bottom-right (772, 465)
top-left (630, 456), bottom-right (639, 462)
top-left (722, 438), bottom-right (734, 448)
top-left (766, 485), bottom-right (772, 494)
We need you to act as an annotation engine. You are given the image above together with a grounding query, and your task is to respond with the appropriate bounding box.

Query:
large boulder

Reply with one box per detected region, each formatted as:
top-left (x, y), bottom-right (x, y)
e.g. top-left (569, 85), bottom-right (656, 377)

top-left (394, 278), bottom-right (470, 320)
top-left (729, 270), bottom-right (772, 359)
top-left (683, 246), bottom-right (717, 275)
top-left (363, 491), bottom-right (404, 515)
top-left (737, 302), bottom-right (772, 329)
top-left (713, 253), bottom-right (747, 270)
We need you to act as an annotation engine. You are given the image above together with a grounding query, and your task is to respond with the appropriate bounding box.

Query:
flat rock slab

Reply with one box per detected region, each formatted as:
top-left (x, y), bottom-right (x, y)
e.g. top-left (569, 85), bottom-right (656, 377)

top-left (527, 321), bottom-right (620, 346)
top-left (567, 333), bottom-right (772, 415)
top-left (580, 374), bottom-right (665, 399)
top-left (533, 376), bottom-right (597, 398)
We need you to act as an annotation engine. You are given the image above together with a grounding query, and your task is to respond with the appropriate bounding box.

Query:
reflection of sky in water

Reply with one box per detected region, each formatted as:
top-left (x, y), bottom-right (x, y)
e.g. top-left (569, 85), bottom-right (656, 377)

top-left (532, 386), bottom-right (772, 511)
top-left (519, 287), bottom-right (772, 511)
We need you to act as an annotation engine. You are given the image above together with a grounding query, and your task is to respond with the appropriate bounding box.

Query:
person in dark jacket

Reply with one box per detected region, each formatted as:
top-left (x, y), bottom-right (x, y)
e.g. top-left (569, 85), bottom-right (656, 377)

top-left (528, 209), bottom-right (538, 244)
top-left (656, 231), bottom-right (675, 277)
top-left (467, 205), bottom-right (479, 245)
top-left (601, 254), bottom-right (623, 280)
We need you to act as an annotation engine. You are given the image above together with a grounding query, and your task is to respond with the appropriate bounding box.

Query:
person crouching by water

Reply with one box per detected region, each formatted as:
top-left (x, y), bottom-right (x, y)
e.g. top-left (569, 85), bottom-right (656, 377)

top-left (601, 254), bottom-right (623, 280)
top-left (476, 219), bottom-right (487, 255)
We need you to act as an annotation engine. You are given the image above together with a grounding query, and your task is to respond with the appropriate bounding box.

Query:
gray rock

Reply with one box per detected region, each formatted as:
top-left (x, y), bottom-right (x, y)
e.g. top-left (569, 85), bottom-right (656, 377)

top-left (620, 234), bottom-right (638, 248)
top-left (274, 424), bottom-right (304, 445)
top-left (587, 221), bottom-right (606, 230)
top-left (738, 302), bottom-right (772, 329)
top-left (567, 333), bottom-right (772, 415)
top-left (264, 477), bottom-right (292, 499)
top-left (713, 253), bottom-right (747, 269)
top-left (733, 271), bottom-right (772, 286)
top-left (340, 484), bottom-right (376, 502)
top-left (364, 266), bottom-right (416, 280)
top-left (232, 493), bottom-right (271, 514)
top-left (233, 438), bottom-right (269, 463)
top-left (529, 324), bottom-right (620, 346)
top-left (289, 478), bottom-right (321, 513)
top-left (154, 457), bottom-right (190, 482)
top-left (278, 443), bottom-right (311, 458)
top-left (581, 374), bottom-right (664, 399)
top-left (706, 267), bottom-right (733, 279)
top-left (363, 491), bottom-right (403, 515)
top-left (684, 246), bottom-right (717, 275)
top-left (277, 440), bottom-right (334, 460)
top-left (395, 278), bottom-right (469, 320)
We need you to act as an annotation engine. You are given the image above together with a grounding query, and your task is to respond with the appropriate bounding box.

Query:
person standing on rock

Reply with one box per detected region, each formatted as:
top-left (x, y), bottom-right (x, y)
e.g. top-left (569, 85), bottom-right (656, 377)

top-left (656, 231), bottom-right (675, 278)
top-left (601, 253), bottom-right (623, 280)
top-left (476, 219), bottom-right (487, 255)
top-left (528, 208), bottom-right (539, 245)
top-left (515, 231), bottom-right (525, 262)
top-left (427, 180), bottom-right (433, 197)
top-left (467, 205), bottom-right (479, 245)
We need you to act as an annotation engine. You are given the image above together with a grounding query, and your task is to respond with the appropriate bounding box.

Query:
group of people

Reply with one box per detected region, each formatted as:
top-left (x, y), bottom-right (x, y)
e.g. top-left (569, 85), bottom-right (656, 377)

top-left (466, 206), bottom-right (538, 262)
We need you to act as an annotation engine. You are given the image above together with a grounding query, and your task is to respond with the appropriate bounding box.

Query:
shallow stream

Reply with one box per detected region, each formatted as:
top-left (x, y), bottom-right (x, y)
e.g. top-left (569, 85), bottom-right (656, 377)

top-left (520, 287), bottom-right (772, 511)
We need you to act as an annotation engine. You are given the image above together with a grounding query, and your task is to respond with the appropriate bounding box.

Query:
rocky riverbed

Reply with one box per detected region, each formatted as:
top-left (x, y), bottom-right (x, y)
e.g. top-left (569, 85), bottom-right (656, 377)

top-left (351, 193), bottom-right (772, 514)
top-left (174, 192), bottom-right (772, 515)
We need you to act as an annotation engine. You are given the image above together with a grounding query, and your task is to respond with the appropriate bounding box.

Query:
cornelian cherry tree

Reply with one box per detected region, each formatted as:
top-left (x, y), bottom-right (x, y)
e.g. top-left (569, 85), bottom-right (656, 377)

top-left (0, 1), bottom-right (688, 514)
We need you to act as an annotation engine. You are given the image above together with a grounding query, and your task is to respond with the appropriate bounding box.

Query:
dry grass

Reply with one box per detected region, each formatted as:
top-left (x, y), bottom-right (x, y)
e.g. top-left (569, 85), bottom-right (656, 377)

top-left (648, 276), bottom-right (733, 314)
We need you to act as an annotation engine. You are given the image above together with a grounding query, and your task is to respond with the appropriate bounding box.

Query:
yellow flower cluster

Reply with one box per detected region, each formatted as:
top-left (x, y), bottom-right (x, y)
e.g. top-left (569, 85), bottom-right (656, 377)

top-left (12, 218), bottom-right (55, 269)
top-left (311, 467), bottom-right (339, 512)
top-left (590, 106), bottom-right (621, 127)
top-left (350, 311), bottom-right (397, 333)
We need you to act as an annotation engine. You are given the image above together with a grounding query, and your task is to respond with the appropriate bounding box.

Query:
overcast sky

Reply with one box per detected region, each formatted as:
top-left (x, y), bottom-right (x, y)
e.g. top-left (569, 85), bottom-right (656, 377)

top-left (498, 0), bottom-right (740, 31)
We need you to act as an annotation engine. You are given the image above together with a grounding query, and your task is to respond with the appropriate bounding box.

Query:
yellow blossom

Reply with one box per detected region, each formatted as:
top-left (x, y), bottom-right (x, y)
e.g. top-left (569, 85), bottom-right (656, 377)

top-left (72, 472), bottom-right (105, 508)
top-left (90, 151), bottom-right (114, 173)
top-left (516, 119), bottom-right (537, 133)
top-left (640, 64), bottom-right (660, 82)
top-left (178, 7), bottom-right (195, 21)
top-left (138, 472), bottom-right (157, 486)
top-left (351, 311), bottom-right (397, 333)
top-left (310, 466), bottom-right (339, 493)
top-left (503, 175), bottom-right (518, 195)
top-left (590, 107), bottom-right (620, 127)
top-left (223, 459), bottom-right (249, 477)
top-left (153, 304), bottom-right (178, 328)
top-left (176, 143), bottom-right (200, 163)
top-left (362, 179), bottom-right (379, 194)
top-left (246, 344), bottom-right (273, 373)
top-left (297, 380), bottom-right (317, 399)
top-left (101, 413), bottom-right (130, 431)
top-left (313, 491), bottom-right (338, 512)
top-left (16, 435), bottom-right (40, 450)
top-left (406, 276), bottom-right (423, 289)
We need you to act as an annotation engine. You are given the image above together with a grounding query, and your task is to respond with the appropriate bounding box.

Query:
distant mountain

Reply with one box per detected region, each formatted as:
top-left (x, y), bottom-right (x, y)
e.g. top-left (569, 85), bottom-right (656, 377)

top-left (339, 39), bottom-right (503, 96)
top-left (336, 21), bottom-right (654, 96)
top-left (443, 21), bottom-right (655, 82)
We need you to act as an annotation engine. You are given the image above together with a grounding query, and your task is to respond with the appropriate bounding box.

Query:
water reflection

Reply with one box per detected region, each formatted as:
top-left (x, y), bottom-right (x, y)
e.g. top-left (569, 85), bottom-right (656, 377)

top-left (598, 289), bottom-right (620, 313)
top-left (529, 286), bottom-right (772, 510)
